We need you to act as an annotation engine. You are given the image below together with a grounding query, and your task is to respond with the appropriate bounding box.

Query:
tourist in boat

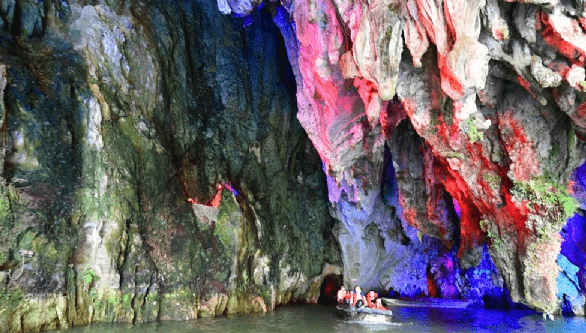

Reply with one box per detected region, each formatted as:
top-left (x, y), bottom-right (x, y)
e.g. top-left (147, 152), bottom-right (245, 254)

top-left (374, 298), bottom-right (386, 310)
top-left (337, 285), bottom-right (347, 303)
top-left (388, 287), bottom-right (400, 299)
top-left (344, 290), bottom-right (353, 303)
top-left (366, 290), bottom-right (379, 308)
top-left (352, 286), bottom-right (366, 308)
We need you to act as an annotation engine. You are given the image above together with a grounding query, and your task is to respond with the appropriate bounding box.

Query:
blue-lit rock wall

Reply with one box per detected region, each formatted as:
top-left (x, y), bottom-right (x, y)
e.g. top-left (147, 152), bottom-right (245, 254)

top-left (558, 162), bottom-right (586, 315)
top-left (324, 118), bottom-right (511, 306)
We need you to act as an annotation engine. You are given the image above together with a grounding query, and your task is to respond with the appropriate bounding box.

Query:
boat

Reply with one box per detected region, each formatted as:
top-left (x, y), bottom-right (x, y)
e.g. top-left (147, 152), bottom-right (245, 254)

top-left (381, 297), bottom-right (473, 309)
top-left (335, 303), bottom-right (393, 323)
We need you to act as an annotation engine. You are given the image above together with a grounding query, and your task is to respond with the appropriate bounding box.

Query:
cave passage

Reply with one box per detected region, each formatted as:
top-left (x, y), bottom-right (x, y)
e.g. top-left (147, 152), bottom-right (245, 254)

top-left (317, 274), bottom-right (343, 306)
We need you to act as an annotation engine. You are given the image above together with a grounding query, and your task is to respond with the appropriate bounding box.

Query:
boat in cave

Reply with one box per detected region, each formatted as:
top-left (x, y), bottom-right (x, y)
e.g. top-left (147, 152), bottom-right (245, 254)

top-left (381, 297), bottom-right (473, 309)
top-left (335, 304), bottom-right (393, 324)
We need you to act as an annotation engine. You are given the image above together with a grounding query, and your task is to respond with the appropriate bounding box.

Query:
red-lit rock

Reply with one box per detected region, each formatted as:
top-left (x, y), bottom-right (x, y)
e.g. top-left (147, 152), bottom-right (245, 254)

top-left (541, 10), bottom-right (586, 66)
top-left (293, 0), bottom-right (389, 202)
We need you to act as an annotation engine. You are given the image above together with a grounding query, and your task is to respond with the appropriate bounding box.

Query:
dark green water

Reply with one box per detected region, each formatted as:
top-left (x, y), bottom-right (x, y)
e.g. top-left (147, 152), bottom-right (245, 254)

top-left (58, 305), bottom-right (586, 333)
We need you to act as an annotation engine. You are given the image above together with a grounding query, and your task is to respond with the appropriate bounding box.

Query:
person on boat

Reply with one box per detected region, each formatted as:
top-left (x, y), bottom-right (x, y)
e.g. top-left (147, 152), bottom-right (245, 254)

top-left (374, 298), bottom-right (386, 310)
top-left (366, 290), bottom-right (379, 308)
top-left (388, 287), bottom-right (400, 299)
top-left (352, 286), bottom-right (366, 308)
top-left (344, 290), bottom-right (352, 303)
top-left (337, 285), bottom-right (347, 304)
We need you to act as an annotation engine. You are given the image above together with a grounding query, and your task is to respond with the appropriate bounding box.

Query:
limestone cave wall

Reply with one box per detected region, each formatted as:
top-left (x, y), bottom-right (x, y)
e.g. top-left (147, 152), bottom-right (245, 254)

top-left (0, 1), bottom-right (340, 331)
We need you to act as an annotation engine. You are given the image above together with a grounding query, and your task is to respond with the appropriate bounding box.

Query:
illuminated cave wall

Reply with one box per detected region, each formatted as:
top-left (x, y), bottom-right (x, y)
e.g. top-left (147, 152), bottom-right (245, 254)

top-left (219, 0), bottom-right (586, 314)
top-left (3, 1), bottom-right (586, 331)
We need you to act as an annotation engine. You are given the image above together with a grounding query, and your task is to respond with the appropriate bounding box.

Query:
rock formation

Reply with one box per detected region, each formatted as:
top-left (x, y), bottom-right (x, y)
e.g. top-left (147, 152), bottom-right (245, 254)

top-left (2, 0), bottom-right (586, 331)
top-left (227, 0), bottom-right (586, 316)
top-left (0, 1), bottom-right (340, 331)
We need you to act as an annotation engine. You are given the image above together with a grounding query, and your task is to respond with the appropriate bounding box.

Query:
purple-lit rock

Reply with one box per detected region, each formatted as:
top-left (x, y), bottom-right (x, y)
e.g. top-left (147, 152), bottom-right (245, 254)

top-left (282, 0), bottom-right (586, 315)
top-left (453, 199), bottom-right (462, 219)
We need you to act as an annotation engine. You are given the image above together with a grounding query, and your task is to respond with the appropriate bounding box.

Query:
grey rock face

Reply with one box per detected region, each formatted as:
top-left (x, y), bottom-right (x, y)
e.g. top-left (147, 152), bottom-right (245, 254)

top-left (0, 1), bottom-right (339, 331)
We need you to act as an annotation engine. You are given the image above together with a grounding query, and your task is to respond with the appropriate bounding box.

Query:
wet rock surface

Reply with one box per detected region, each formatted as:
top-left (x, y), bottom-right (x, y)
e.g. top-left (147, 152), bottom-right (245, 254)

top-left (0, 1), bottom-right (339, 331)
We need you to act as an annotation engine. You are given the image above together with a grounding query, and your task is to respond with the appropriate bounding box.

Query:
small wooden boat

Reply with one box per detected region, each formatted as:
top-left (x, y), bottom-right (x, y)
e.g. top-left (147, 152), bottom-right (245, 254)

top-left (335, 303), bottom-right (393, 323)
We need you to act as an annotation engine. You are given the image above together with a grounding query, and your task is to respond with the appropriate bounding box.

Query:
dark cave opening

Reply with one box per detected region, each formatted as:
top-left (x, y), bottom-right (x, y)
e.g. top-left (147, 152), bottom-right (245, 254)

top-left (317, 274), bottom-right (343, 306)
top-left (381, 142), bottom-right (411, 246)
top-left (446, 192), bottom-right (462, 251)
top-left (270, 8), bottom-right (298, 99)
top-left (238, 4), bottom-right (297, 99)
top-left (426, 264), bottom-right (439, 298)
